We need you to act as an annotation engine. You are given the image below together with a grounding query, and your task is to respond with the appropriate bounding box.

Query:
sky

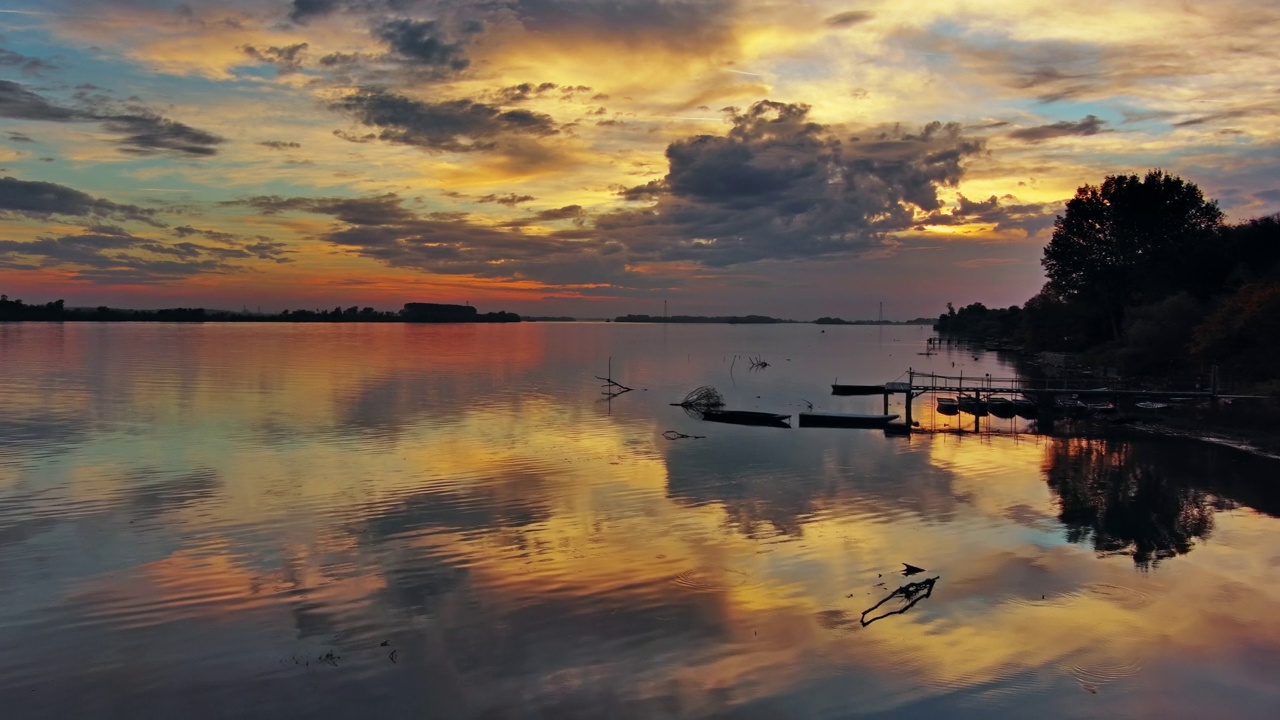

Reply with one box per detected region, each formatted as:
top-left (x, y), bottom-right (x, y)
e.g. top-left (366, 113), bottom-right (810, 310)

top-left (1, 1), bottom-right (1279, 319)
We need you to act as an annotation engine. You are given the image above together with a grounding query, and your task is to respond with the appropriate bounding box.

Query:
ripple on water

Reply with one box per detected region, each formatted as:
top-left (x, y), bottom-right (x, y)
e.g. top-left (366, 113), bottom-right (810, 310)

top-left (1082, 582), bottom-right (1154, 611)
top-left (1068, 656), bottom-right (1144, 693)
top-left (1004, 589), bottom-right (1085, 609)
top-left (668, 566), bottom-right (755, 591)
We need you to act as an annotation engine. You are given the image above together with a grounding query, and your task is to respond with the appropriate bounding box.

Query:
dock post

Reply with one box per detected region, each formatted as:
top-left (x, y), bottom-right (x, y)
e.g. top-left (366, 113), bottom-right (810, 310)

top-left (905, 368), bottom-right (914, 427)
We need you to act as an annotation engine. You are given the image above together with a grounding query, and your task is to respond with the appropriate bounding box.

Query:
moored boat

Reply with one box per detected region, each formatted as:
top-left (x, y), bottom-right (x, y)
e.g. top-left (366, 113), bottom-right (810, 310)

top-left (798, 412), bottom-right (900, 428)
top-left (1012, 398), bottom-right (1038, 419)
top-left (987, 397), bottom-right (1017, 418)
top-left (958, 395), bottom-right (988, 416)
top-left (700, 410), bottom-right (792, 427)
top-left (831, 383), bottom-right (885, 396)
top-left (936, 397), bottom-right (959, 416)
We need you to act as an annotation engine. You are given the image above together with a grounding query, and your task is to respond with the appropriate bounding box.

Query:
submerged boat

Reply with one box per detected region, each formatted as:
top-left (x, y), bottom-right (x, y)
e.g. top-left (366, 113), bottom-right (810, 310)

top-left (936, 397), bottom-right (960, 416)
top-left (700, 410), bottom-right (792, 427)
top-left (798, 412), bottom-right (900, 428)
top-left (1135, 401), bottom-right (1169, 410)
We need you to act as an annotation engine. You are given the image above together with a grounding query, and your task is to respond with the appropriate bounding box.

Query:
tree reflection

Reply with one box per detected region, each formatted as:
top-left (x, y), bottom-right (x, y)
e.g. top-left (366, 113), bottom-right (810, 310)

top-left (1045, 439), bottom-right (1219, 568)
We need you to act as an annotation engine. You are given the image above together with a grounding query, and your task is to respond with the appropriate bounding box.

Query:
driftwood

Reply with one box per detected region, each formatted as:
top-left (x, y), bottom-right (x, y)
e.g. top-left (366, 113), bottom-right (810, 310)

top-left (662, 430), bottom-right (706, 440)
top-left (860, 576), bottom-right (939, 627)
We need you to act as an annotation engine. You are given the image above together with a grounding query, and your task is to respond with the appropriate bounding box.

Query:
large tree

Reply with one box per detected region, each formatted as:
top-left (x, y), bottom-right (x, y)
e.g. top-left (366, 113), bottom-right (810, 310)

top-left (1042, 170), bottom-right (1223, 339)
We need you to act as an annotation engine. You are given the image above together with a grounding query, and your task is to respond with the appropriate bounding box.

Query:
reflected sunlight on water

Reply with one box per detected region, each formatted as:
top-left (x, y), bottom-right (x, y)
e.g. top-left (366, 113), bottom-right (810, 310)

top-left (1, 322), bottom-right (1279, 718)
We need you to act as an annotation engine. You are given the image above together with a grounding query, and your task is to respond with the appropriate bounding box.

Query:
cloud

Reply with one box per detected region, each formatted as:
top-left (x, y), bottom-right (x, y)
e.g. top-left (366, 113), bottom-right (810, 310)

top-left (375, 18), bottom-right (469, 70)
top-left (0, 80), bottom-right (224, 157)
top-left (477, 193), bottom-right (535, 205)
top-left (498, 204), bottom-right (585, 228)
top-left (597, 101), bottom-right (984, 266)
top-left (924, 193), bottom-right (1059, 238)
top-left (97, 111), bottom-right (225, 157)
top-left (288, 0), bottom-right (343, 24)
top-left (227, 192), bottom-right (647, 287)
top-left (242, 42), bottom-right (309, 74)
top-left (0, 231), bottom-right (231, 283)
top-left (825, 11), bottom-right (874, 28)
top-left (0, 176), bottom-right (161, 225)
top-left (491, 82), bottom-right (563, 104)
top-left (223, 101), bottom-right (983, 284)
top-left (258, 140), bottom-right (302, 150)
top-left (0, 80), bottom-right (79, 121)
top-left (0, 223), bottom-right (293, 283)
top-left (1007, 115), bottom-right (1108, 142)
top-left (0, 47), bottom-right (55, 74)
top-left (332, 88), bottom-right (558, 152)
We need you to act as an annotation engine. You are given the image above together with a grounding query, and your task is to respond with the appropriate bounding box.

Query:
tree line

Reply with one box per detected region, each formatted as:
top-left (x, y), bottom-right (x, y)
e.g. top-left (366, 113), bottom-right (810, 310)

top-left (0, 298), bottom-right (520, 323)
top-left (935, 170), bottom-right (1280, 387)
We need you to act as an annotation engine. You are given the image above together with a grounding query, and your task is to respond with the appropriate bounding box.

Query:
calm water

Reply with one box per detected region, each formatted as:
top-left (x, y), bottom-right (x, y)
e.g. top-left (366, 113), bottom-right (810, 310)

top-left (2, 322), bottom-right (1279, 719)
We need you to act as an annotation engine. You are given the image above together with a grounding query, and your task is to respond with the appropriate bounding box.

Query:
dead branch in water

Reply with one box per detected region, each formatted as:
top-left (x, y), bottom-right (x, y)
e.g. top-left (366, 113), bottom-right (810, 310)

top-left (671, 386), bottom-right (725, 410)
top-left (749, 355), bottom-right (770, 369)
top-left (595, 356), bottom-right (633, 397)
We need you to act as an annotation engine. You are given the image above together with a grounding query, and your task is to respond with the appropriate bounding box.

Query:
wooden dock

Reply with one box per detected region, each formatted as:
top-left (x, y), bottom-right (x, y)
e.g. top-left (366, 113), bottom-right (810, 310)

top-left (848, 368), bottom-right (1265, 434)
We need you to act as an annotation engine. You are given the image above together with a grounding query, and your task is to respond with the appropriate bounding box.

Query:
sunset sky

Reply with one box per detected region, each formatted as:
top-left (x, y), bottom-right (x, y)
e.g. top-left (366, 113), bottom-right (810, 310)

top-left (2, 0), bottom-right (1278, 318)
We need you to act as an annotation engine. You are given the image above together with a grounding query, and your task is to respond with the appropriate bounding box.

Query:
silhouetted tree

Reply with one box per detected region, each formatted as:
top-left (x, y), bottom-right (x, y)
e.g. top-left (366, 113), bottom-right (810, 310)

top-left (1042, 170), bottom-right (1223, 340)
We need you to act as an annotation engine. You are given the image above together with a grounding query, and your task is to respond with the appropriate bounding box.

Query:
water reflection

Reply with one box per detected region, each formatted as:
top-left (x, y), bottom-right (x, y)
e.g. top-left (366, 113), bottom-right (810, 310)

top-left (2, 323), bottom-right (1280, 718)
top-left (1046, 439), bottom-right (1221, 567)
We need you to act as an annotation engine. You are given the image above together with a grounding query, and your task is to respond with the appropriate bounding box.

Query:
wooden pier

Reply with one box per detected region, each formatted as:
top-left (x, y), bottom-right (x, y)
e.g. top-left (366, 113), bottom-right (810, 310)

top-left (857, 367), bottom-right (1263, 434)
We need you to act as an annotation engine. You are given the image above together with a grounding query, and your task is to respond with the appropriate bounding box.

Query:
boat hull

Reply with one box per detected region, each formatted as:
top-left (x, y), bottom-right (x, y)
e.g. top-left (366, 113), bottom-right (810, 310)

top-left (798, 412), bottom-right (900, 428)
top-left (701, 410), bottom-right (791, 427)
top-left (831, 384), bottom-right (885, 396)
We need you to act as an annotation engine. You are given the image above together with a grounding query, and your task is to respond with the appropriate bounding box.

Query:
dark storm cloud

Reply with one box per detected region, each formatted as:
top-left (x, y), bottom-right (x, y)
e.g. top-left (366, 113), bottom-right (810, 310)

top-left (332, 88), bottom-right (557, 152)
top-left (376, 18), bottom-right (469, 69)
top-left (7, 132), bottom-right (34, 143)
top-left (242, 43), bottom-right (309, 74)
top-left (226, 101), bottom-right (982, 281)
top-left (1007, 114), bottom-right (1107, 142)
top-left (0, 176), bottom-right (161, 224)
top-left (0, 80), bottom-right (224, 157)
top-left (597, 101), bottom-right (983, 266)
top-left (258, 140), bottom-right (302, 150)
top-left (825, 11), bottom-right (874, 28)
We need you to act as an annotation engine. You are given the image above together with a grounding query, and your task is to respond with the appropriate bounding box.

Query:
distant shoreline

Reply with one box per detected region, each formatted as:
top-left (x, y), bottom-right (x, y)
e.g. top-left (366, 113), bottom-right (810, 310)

top-left (1, 298), bottom-right (935, 325)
